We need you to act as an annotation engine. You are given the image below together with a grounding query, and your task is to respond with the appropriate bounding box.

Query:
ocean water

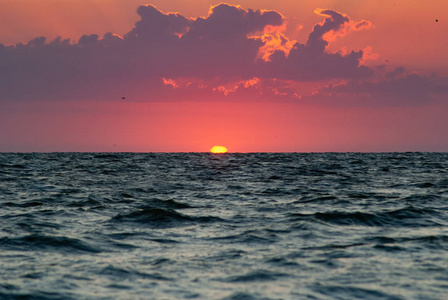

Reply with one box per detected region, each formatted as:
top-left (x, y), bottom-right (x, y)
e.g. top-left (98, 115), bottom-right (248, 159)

top-left (1, 152), bottom-right (448, 300)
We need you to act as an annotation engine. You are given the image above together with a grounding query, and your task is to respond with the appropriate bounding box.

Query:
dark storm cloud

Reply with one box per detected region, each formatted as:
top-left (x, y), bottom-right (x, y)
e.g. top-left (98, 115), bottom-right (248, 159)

top-left (185, 4), bottom-right (283, 39)
top-left (262, 9), bottom-right (373, 81)
top-left (0, 3), bottom-right (444, 104)
top-left (315, 72), bottom-right (448, 106)
top-left (307, 9), bottom-right (350, 53)
top-left (125, 4), bottom-right (191, 42)
top-left (0, 3), bottom-right (282, 101)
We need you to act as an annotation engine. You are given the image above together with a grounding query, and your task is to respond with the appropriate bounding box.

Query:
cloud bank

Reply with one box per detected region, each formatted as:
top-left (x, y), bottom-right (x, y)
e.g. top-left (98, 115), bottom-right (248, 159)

top-left (0, 3), bottom-right (445, 105)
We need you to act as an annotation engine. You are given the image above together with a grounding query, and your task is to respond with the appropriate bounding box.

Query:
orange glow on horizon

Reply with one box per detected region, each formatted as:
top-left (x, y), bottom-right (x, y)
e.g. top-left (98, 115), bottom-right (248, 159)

top-left (210, 146), bottom-right (228, 153)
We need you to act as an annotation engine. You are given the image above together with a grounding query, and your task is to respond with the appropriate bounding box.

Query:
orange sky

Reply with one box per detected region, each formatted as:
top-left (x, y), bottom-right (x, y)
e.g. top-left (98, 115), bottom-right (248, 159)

top-left (0, 1), bottom-right (447, 152)
top-left (2, 100), bottom-right (448, 152)
top-left (1, 0), bottom-right (446, 74)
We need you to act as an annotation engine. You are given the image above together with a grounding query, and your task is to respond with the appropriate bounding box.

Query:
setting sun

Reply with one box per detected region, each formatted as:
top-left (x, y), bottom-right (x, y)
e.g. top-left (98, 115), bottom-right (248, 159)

top-left (210, 146), bottom-right (228, 154)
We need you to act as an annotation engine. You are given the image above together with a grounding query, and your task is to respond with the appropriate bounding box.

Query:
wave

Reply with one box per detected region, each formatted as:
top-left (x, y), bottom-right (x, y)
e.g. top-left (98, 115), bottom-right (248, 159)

top-left (111, 206), bottom-right (223, 227)
top-left (290, 206), bottom-right (446, 227)
top-left (0, 234), bottom-right (101, 253)
top-left (0, 291), bottom-right (76, 300)
top-left (217, 269), bottom-right (289, 283)
top-left (209, 230), bottom-right (279, 244)
top-left (312, 284), bottom-right (405, 300)
top-left (2, 153), bottom-right (448, 299)
top-left (98, 265), bottom-right (171, 281)
top-left (368, 234), bottom-right (448, 251)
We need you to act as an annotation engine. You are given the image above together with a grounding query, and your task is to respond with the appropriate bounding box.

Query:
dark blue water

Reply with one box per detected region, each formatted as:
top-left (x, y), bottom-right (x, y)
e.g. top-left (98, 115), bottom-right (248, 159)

top-left (1, 153), bottom-right (448, 299)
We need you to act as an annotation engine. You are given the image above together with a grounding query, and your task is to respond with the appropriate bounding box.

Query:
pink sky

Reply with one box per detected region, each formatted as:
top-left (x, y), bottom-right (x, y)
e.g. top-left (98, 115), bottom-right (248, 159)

top-left (0, 1), bottom-right (447, 152)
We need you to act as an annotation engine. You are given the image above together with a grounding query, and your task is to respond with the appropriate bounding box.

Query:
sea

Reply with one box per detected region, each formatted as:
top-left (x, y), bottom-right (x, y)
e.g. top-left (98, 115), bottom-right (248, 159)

top-left (1, 152), bottom-right (448, 300)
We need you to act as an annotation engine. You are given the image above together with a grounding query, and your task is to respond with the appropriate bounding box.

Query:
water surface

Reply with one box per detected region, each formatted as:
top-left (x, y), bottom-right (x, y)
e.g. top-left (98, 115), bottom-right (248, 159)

top-left (1, 153), bottom-right (448, 299)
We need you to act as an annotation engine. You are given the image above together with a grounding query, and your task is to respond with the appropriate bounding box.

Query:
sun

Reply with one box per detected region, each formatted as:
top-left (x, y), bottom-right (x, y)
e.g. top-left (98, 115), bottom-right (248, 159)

top-left (210, 146), bottom-right (228, 154)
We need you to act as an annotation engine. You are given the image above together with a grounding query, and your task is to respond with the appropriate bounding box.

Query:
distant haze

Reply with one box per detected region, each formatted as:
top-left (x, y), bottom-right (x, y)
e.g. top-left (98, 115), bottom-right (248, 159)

top-left (0, 1), bottom-right (447, 152)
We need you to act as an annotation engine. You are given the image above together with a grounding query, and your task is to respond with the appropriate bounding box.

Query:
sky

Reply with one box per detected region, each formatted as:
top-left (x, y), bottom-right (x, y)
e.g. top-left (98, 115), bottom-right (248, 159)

top-left (0, 0), bottom-right (447, 152)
